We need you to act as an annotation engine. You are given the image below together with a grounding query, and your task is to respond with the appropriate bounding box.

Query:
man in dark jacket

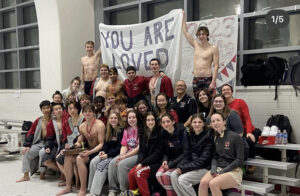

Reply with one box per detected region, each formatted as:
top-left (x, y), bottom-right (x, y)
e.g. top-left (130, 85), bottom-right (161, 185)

top-left (16, 100), bottom-right (52, 182)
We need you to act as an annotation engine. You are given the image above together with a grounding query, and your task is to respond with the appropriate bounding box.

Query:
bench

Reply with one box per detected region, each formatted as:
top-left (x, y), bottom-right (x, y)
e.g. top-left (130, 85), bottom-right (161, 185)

top-left (245, 158), bottom-right (296, 170)
top-left (236, 180), bottom-right (274, 196)
top-left (246, 174), bottom-right (300, 187)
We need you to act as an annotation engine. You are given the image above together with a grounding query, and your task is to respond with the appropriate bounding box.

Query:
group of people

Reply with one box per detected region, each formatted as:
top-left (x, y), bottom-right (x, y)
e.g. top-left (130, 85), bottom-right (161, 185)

top-left (15, 11), bottom-right (260, 196)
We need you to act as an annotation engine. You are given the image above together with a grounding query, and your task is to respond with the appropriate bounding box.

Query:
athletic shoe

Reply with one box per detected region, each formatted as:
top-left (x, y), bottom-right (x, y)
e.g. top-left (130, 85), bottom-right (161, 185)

top-left (270, 125), bottom-right (279, 136)
top-left (86, 193), bottom-right (98, 196)
top-left (119, 191), bottom-right (128, 196)
top-left (261, 126), bottom-right (270, 136)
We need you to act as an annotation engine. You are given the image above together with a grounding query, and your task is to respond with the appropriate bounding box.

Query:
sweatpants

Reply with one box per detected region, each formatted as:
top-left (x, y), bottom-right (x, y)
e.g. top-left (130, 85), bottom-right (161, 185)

top-left (22, 142), bottom-right (44, 173)
top-left (38, 148), bottom-right (47, 173)
top-left (156, 166), bottom-right (177, 196)
top-left (170, 169), bottom-right (208, 196)
top-left (128, 165), bottom-right (151, 196)
top-left (88, 155), bottom-right (112, 195)
top-left (108, 155), bottom-right (138, 192)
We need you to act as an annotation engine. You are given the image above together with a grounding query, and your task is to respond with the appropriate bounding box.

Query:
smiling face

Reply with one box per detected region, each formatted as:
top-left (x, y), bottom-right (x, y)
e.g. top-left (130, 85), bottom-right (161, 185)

top-left (83, 108), bottom-right (94, 120)
top-left (85, 43), bottom-right (94, 53)
top-left (150, 60), bottom-right (160, 73)
top-left (53, 104), bottom-right (63, 119)
top-left (109, 113), bottom-right (118, 128)
top-left (68, 103), bottom-right (79, 117)
top-left (100, 67), bottom-right (109, 78)
top-left (213, 96), bottom-right (225, 112)
top-left (53, 94), bottom-right (62, 103)
top-left (197, 30), bottom-right (208, 42)
top-left (71, 79), bottom-right (80, 90)
top-left (41, 105), bottom-right (51, 116)
top-left (126, 70), bottom-right (136, 81)
top-left (210, 113), bottom-right (226, 132)
top-left (198, 90), bottom-right (208, 104)
top-left (127, 112), bottom-right (137, 127)
top-left (191, 117), bottom-right (204, 133)
top-left (176, 80), bottom-right (186, 95)
top-left (107, 95), bottom-right (115, 106)
top-left (146, 114), bottom-right (156, 130)
top-left (156, 95), bottom-right (167, 110)
top-left (221, 85), bottom-right (233, 99)
top-left (161, 116), bottom-right (174, 132)
top-left (109, 72), bottom-right (118, 82)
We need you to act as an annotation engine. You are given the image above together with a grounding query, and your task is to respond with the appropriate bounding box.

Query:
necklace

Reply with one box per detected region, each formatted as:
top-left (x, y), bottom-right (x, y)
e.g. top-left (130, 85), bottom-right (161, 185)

top-left (86, 119), bottom-right (96, 139)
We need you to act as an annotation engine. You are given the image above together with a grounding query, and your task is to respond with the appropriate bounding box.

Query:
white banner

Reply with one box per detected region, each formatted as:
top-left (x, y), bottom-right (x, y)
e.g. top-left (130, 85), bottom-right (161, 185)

top-left (100, 9), bottom-right (183, 83)
top-left (99, 10), bottom-right (238, 93)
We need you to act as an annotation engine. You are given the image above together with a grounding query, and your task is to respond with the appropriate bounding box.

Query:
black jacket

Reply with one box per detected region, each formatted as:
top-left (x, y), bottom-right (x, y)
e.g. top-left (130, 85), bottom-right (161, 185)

top-left (162, 123), bottom-right (189, 169)
top-left (170, 94), bottom-right (197, 124)
top-left (138, 127), bottom-right (163, 171)
top-left (178, 128), bottom-right (213, 173)
top-left (102, 128), bottom-right (124, 158)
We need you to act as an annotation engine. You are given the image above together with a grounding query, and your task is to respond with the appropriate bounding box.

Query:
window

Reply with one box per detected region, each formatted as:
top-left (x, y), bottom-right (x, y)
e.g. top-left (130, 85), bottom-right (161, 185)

top-left (96, 0), bottom-right (300, 86)
top-left (0, 0), bottom-right (40, 89)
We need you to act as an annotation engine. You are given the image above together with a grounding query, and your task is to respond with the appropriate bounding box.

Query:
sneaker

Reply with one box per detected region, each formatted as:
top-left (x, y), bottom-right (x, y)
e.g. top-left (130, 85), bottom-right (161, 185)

top-left (270, 125), bottom-right (278, 136)
top-left (108, 191), bottom-right (117, 196)
top-left (128, 189), bottom-right (139, 196)
top-left (261, 126), bottom-right (270, 136)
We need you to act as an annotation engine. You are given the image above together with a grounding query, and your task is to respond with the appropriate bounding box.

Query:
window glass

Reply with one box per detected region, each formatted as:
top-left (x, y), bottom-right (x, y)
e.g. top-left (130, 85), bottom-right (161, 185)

top-left (20, 70), bottom-right (40, 88)
top-left (3, 11), bottom-right (16, 28)
top-left (25, 49), bottom-right (39, 68)
top-left (250, 0), bottom-right (300, 12)
top-left (110, 7), bottom-right (138, 25)
top-left (23, 5), bottom-right (37, 24)
top-left (5, 71), bottom-right (19, 89)
top-left (4, 31), bottom-right (16, 49)
top-left (194, 0), bottom-right (240, 20)
top-left (4, 52), bottom-right (18, 69)
top-left (147, 0), bottom-right (183, 21)
top-left (248, 14), bottom-right (300, 49)
top-left (1, 0), bottom-right (15, 8)
top-left (24, 27), bottom-right (39, 46)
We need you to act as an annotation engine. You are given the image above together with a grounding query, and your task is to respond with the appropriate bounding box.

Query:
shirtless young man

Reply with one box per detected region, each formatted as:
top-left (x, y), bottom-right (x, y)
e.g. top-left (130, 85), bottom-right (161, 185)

top-left (16, 100), bottom-right (52, 182)
top-left (57, 104), bottom-right (105, 196)
top-left (90, 64), bottom-right (110, 99)
top-left (81, 41), bottom-right (102, 95)
top-left (182, 10), bottom-right (219, 98)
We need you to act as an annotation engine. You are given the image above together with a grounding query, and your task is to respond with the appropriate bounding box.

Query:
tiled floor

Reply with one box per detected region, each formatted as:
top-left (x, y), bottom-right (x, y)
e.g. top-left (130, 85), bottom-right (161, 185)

top-left (0, 155), bottom-right (77, 196)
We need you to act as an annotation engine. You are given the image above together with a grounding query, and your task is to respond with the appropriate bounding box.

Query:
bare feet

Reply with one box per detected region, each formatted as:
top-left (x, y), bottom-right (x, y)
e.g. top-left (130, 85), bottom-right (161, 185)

top-left (40, 172), bottom-right (46, 180)
top-left (58, 181), bottom-right (66, 187)
top-left (56, 187), bottom-right (72, 196)
top-left (16, 176), bottom-right (30, 183)
top-left (77, 190), bottom-right (86, 196)
top-left (59, 173), bottom-right (65, 181)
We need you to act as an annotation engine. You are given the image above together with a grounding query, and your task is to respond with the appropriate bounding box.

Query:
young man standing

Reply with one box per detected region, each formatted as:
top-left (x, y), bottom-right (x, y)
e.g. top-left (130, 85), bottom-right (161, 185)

top-left (148, 58), bottom-right (173, 106)
top-left (170, 80), bottom-right (197, 126)
top-left (90, 64), bottom-right (110, 100)
top-left (182, 10), bottom-right (219, 97)
top-left (16, 100), bottom-right (52, 182)
top-left (81, 41), bottom-right (102, 95)
top-left (124, 66), bottom-right (149, 108)
top-left (56, 104), bottom-right (105, 196)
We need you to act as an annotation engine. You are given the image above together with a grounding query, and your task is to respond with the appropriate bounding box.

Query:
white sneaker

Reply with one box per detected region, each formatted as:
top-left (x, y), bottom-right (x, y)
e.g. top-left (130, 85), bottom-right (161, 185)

top-left (261, 126), bottom-right (271, 136)
top-left (270, 125), bottom-right (279, 136)
top-left (108, 191), bottom-right (117, 196)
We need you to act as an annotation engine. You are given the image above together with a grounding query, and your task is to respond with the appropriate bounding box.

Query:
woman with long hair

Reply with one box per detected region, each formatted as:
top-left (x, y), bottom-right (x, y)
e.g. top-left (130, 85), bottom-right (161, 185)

top-left (62, 76), bottom-right (83, 103)
top-left (171, 113), bottom-right (213, 196)
top-left (108, 110), bottom-right (141, 196)
top-left (155, 93), bottom-right (178, 123)
top-left (199, 112), bottom-right (244, 196)
top-left (87, 111), bottom-right (125, 196)
top-left (156, 113), bottom-right (189, 196)
top-left (196, 89), bottom-right (212, 119)
top-left (128, 111), bottom-right (163, 196)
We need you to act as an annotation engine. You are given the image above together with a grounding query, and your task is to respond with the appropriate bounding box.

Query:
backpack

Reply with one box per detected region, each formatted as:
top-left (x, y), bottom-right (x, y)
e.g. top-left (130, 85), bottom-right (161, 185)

top-left (265, 57), bottom-right (288, 100)
top-left (240, 59), bottom-right (268, 86)
top-left (266, 114), bottom-right (292, 142)
top-left (288, 55), bottom-right (300, 96)
top-left (22, 121), bottom-right (33, 131)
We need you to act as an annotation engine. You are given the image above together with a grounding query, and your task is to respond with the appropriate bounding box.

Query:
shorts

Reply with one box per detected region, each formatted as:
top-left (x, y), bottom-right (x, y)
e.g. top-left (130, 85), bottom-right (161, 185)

top-left (84, 81), bottom-right (93, 95)
top-left (192, 77), bottom-right (212, 97)
top-left (217, 167), bottom-right (243, 185)
top-left (41, 147), bottom-right (58, 166)
top-left (56, 153), bottom-right (65, 165)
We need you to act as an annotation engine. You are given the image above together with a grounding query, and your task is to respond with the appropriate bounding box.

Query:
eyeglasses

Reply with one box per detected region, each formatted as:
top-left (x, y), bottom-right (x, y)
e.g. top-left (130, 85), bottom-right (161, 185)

top-left (213, 100), bottom-right (224, 103)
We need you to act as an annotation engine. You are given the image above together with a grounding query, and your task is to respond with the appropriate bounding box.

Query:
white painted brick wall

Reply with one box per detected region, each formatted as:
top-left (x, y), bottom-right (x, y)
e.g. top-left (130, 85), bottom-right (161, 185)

top-left (236, 86), bottom-right (300, 143)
